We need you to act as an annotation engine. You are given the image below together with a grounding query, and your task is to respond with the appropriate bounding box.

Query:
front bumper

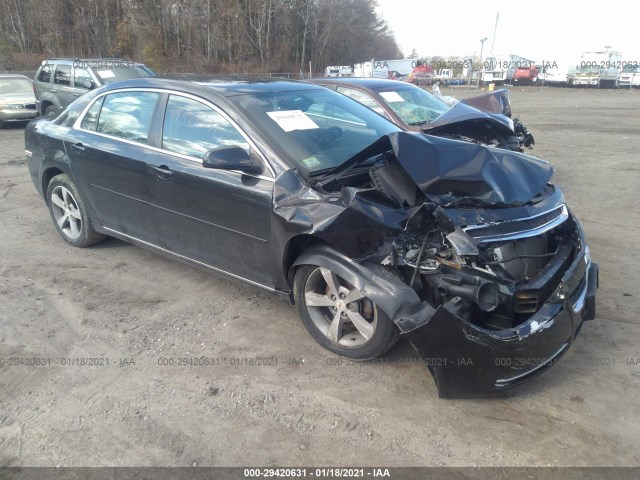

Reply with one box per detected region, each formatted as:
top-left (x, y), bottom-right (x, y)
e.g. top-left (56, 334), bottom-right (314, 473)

top-left (396, 249), bottom-right (598, 398)
top-left (0, 108), bottom-right (38, 123)
top-left (573, 77), bottom-right (599, 86)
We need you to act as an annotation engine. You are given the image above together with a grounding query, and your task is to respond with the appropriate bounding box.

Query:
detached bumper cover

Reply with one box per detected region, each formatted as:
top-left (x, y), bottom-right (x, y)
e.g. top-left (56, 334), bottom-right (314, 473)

top-left (396, 250), bottom-right (598, 398)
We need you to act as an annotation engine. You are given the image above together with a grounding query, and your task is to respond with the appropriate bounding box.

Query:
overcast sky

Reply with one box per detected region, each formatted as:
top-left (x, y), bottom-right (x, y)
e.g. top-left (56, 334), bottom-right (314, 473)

top-left (376, 0), bottom-right (638, 65)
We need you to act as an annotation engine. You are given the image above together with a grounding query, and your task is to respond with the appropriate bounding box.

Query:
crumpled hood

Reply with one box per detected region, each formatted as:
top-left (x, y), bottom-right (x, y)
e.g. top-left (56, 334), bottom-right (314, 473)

top-left (459, 88), bottom-right (511, 116)
top-left (388, 132), bottom-right (552, 207)
top-left (425, 101), bottom-right (514, 132)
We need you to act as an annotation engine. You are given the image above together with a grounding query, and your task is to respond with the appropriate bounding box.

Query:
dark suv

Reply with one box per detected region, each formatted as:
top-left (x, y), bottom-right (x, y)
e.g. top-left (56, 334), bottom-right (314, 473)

top-left (33, 58), bottom-right (155, 116)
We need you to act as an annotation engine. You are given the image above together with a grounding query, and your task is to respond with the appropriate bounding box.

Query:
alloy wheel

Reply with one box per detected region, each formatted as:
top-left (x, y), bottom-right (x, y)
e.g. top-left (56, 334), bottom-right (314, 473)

top-left (50, 185), bottom-right (83, 241)
top-left (303, 267), bottom-right (377, 347)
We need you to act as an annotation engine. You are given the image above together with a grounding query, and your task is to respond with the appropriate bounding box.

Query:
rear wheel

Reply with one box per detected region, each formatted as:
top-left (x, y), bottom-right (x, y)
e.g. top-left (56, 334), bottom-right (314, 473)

top-left (44, 105), bottom-right (58, 117)
top-left (294, 264), bottom-right (398, 360)
top-left (46, 174), bottom-right (105, 247)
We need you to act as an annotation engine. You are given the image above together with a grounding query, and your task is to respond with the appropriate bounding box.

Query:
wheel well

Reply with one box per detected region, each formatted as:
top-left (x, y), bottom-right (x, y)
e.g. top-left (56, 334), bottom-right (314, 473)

top-left (283, 234), bottom-right (327, 288)
top-left (40, 100), bottom-right (53, 115)
top-left (41, 167), bottom-right (65, 201)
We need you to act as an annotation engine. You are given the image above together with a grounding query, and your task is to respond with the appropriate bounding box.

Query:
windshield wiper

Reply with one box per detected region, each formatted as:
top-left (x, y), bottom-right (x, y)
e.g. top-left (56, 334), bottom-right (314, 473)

top-left (312, 135), bottom-right (393, 187)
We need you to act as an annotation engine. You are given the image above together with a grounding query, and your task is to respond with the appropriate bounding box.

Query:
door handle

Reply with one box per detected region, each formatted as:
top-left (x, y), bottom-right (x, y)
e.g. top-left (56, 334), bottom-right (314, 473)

top-left (149, 164), bottom-right (173, 178)
top-left (71, 142), bottom-right (85, 153)
top-left (72, 93), bottom-right (80, 97)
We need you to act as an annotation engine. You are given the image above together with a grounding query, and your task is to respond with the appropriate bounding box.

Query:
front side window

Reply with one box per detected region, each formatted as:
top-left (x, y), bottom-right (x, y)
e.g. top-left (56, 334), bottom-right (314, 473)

top-left (95, 91), bottom-right (160, 143)
top-left (336, 86), bottom-right (387, 116)
top-left (161, 95), bottom-right (249, 159)
top-left (74, 68), bottom-right (93, 89)
top-left (54, 65), bottom-right (71, 86)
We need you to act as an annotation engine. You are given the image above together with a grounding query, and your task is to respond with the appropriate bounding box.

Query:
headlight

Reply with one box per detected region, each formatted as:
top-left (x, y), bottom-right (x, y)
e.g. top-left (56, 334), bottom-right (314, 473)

top-left (0, 104), bottom-right (23, 110)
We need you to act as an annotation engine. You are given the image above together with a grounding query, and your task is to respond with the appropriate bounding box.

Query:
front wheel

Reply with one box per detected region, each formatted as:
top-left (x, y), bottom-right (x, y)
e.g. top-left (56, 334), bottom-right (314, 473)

top-left (46, 174), bottom-right (105, 247)
top-left (293, 265), bottom-right (398, 360)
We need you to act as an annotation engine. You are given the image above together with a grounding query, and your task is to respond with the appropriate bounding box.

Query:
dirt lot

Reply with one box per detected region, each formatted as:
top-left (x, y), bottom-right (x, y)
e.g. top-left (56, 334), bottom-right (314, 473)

top-left (0, 86), bottom-right (639, 467)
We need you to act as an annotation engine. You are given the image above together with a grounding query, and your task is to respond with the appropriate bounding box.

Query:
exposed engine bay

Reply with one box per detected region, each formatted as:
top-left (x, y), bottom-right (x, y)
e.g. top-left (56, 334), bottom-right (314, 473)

top-left (314, 138), bottom-right (580, 332)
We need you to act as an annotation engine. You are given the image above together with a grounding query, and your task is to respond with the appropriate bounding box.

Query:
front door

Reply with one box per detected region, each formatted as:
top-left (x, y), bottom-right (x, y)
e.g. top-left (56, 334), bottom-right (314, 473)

top-left (146, 94), bottom-right (274, 286)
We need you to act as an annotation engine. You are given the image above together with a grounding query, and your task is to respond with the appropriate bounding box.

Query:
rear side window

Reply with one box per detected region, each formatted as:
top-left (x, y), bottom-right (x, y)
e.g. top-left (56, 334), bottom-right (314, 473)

top-left (161, 95), bottom-right (249, 159)
top-left (94, 92), bottom-right (160, 143)
top-left (80, 97), bottom-right (104, 131)
top-left (37, 64), bottom-right (52, 83)
top-left (54, 65), bottom-right (71, 86)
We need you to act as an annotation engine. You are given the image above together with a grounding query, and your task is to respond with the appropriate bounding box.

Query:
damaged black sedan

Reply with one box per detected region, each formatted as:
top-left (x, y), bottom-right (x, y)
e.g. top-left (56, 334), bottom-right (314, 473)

top-left (25, 78), bottom-right (598, 397)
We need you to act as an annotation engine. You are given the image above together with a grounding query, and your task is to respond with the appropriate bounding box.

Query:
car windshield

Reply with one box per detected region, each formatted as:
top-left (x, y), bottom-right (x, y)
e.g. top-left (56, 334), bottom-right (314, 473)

top-left (622, 65), bottom-right (640, 73)
top-left (93, 66), bottom-right (156, 84)
top-left (0, 77), bottom-right (32, 94)
top-left (229, 88), bottom-right (400, 174)
top-left (372, 85), bottom-right (448, 126)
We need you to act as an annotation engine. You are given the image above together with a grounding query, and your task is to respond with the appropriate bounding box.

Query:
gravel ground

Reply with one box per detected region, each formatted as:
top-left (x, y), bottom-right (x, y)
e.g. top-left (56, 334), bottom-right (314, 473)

top-left (0, 86), bottom-right (639, 467)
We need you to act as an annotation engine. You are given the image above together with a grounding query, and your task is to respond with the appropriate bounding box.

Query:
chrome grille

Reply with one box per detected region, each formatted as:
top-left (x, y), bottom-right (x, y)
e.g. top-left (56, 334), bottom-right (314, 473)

top-left (464, 205), bottom-right (568, 242)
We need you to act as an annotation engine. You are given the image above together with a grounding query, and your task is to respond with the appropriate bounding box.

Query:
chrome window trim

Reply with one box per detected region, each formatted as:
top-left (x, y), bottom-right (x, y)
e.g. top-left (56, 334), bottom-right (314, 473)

top-left (72, 87), bottom-right (276, 180)
top-left (464, 205), bottom-right (569, 243)
top-left (103, 227), bottom-right (275, 292)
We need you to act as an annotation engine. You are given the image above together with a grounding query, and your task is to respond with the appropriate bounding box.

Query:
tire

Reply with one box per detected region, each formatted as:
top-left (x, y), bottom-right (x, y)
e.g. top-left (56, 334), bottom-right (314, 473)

top-left (44, 105), bottom-right (58, 117)
top-left (46, 174), bottom-right (105, 247)
top-left (293, 264), bottom-right (399, 360)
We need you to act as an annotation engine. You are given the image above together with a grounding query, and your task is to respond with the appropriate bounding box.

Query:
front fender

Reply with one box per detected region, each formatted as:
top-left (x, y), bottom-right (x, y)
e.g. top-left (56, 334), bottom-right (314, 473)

top-left (291, 244), bottom-right (436, 330)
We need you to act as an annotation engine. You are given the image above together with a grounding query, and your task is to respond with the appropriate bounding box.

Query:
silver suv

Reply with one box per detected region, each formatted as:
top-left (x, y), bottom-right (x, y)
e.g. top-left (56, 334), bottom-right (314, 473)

top-left (33, 58), bottom-right (155, 116)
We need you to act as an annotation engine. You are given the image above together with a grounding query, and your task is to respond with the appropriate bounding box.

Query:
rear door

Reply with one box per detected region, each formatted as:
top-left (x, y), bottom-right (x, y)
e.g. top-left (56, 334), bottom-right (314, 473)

top-left (146, 94), bottom-right (274, 286)
top-left (67, 90), bottom-right (163, 240)
top-left (52, 64), bottom-right (77, 110)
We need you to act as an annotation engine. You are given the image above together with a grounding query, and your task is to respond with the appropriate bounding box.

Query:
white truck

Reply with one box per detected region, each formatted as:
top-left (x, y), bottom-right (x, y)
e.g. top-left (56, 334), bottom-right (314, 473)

top-left (618, 63), bottom-right (640, 88)
top-left (571, 51), bottom-right (622, 88)
top-left (324, 66), bottom-right (353, 77)
top-left (353, 59), bottom-right (418, 78)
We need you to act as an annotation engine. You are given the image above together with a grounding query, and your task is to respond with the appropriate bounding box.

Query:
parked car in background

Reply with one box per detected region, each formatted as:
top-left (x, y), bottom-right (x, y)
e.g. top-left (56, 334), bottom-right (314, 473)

top-left (33, 58), bottom-right (156, 116)
top-left (0, 74), bottom-right (38, 128)
top-left (310, 77), bottom-right (534, 151)
top-left (618, 64), bottom-right (640, 88)
top-left (25, 77), bottom-right (597, 397)
top-left (512, 65), bottom-right (540, 85)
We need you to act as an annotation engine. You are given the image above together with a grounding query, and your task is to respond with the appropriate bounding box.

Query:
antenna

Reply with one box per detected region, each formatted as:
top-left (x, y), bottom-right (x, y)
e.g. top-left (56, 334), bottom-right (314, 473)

top-left (490, 13), bottom-right (499, 54)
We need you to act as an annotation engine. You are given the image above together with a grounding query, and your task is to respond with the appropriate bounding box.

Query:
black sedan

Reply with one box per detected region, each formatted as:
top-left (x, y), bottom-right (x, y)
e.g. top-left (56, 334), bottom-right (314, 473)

top-left (310, 77), bottom-right (534, 152)
top-left (25, 78), bottom-right (597, 397)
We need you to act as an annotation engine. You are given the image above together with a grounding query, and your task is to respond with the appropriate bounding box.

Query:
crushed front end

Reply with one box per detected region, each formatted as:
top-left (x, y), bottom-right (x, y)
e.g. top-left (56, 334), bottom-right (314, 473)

top-left (281, 132), bottom-right (598, 397)
top-left (388, 202), bottom-right (598, 397)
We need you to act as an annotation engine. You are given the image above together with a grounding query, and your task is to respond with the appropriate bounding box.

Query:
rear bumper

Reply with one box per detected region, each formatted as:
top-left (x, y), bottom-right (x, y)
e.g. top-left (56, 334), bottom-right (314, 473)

top-left (397, 249), bottom-right (598, 398)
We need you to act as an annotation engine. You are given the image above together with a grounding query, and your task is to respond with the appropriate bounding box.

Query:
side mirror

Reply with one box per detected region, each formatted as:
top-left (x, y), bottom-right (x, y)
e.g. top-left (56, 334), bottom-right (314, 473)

top-left (203, 146), bottom-right (262, 175)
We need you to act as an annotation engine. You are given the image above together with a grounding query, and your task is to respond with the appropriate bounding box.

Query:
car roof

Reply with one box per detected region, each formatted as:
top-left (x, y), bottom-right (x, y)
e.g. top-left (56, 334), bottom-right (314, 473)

top-left (41, 58), bottom-right (147, 66)
top-left (309, 77), bottom-right (408, 90)
top-left (100, 77), bottom-right (326, 97)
